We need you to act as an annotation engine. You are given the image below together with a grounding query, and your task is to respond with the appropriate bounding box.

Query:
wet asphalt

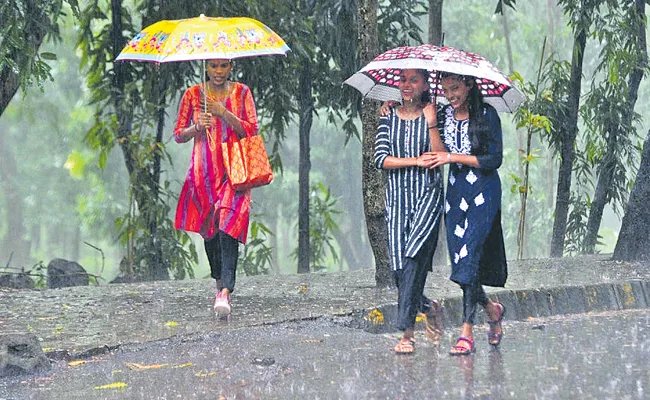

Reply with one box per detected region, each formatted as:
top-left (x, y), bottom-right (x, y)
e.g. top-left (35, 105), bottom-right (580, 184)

top-left (1, 309), bottom-right (648, 399)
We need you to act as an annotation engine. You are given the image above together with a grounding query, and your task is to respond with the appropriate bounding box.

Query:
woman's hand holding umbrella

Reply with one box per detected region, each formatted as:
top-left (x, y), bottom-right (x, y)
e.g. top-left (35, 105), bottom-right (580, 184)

top-left (195, 111), bottom-right (215, 132)
top-left (200, 97), bottom-right (227, 118)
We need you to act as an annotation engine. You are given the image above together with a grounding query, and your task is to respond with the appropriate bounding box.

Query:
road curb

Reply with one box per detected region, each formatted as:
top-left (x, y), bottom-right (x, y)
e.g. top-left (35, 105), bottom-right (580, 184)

top-left (352, 279), bottom-right (650, 333)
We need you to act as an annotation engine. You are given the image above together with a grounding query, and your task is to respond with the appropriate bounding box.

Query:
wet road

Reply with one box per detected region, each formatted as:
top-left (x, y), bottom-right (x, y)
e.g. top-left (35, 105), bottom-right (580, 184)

top-left (2, 309), bottom-right (648, 399)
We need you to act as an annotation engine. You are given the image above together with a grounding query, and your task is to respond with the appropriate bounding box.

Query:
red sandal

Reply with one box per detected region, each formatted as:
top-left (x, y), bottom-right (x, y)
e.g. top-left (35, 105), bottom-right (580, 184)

top-left (394, 337), bottom-right (415, 354)
top-left (449, 336), bottom-right (475, 356)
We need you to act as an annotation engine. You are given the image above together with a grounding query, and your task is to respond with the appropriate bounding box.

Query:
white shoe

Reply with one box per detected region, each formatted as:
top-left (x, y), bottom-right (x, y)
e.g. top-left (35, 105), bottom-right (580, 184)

top-left (213, 291), bottom-right (231, 316)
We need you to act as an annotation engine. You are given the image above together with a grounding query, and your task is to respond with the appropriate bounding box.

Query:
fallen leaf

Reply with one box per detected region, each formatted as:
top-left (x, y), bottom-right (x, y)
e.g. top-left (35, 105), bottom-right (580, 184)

top-left (124, 362), bottom-right (170, 371)
top-left (164, 321), bottom-right (179, 328)
top-left (301, 339), bottom-right (323, 343)
top-left (94, 382), bottom-right (127, 390)
top-left (364, 308), bottom-right (384, 325)
top-left (195, 371), bottom-right (217, 377)
top-left (68, 360), bottom-right (86, 367)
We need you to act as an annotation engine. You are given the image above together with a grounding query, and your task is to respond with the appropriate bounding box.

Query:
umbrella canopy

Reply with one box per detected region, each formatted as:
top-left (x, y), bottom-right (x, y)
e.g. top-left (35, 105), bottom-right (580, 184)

top-left (116, 14), bottom-right (290, 63)
top-left (344, 44), bottom-right (524, 112)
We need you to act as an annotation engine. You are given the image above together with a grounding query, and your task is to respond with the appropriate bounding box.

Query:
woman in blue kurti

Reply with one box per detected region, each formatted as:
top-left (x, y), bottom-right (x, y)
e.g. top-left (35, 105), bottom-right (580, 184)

top-left (429, 73), bottom-right (508, 356)
top-left (374, 69), bottom-right (446, 354)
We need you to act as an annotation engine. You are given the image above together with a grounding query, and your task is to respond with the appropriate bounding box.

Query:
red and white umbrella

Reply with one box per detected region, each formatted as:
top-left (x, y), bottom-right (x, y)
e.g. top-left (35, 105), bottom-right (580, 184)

top-left (344, 44), bottom-right (524, 112)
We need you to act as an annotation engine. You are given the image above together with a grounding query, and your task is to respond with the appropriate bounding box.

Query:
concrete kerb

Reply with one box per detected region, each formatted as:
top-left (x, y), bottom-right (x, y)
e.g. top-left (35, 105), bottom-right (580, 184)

top-left (351, 279), bottom-right (650, 333)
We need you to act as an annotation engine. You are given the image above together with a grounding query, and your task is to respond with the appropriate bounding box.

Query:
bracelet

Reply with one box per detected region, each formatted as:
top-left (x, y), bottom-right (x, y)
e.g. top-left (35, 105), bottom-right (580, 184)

top-left (447, 153), bottom-right (452, 162)
top-left (194, 124), bottom-right (200, 133)
top-left (428, 126), bottom-right (438, 130)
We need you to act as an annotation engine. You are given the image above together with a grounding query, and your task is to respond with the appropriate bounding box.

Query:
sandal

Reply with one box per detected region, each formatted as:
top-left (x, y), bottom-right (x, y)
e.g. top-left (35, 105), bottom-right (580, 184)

top-left (449, 336), bottom-right (475, 356)
top-left (487, 302), bottom-right (506, 346)
top-left (425, 300), bottom-right (444, 343)
top-left (393, 337), bottom-right (415, 354)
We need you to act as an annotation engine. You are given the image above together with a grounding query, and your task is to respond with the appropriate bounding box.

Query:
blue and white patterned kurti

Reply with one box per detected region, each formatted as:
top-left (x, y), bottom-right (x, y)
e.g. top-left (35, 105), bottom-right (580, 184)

top-left (374, 110), bottom-right (444, 271)
top-left (439, 104), bottom-right (507, 287)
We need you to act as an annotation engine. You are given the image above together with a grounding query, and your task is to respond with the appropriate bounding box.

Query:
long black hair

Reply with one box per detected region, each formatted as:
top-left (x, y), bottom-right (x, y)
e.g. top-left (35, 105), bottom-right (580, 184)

top-left (413, 69), bottom-right (432, 104)
top-left (439, 72), bottom-right (489, 155)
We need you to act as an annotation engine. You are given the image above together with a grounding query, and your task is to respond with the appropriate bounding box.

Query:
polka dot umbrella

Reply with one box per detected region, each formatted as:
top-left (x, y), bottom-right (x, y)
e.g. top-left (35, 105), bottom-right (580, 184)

top-left (344, 44), bottom-right (524, 112)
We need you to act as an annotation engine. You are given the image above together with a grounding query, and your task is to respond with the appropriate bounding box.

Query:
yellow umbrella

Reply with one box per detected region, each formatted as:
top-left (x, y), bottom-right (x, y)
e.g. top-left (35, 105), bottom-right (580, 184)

top-left (116, 14), bottom-right (290, 62)
top-left (116, 14), bottom-right (290, 113)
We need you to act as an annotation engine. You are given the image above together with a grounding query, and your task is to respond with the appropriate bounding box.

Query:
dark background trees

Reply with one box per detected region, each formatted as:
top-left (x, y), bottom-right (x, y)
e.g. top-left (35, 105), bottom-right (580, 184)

top-left (2, 0), bottom-right (650, 283)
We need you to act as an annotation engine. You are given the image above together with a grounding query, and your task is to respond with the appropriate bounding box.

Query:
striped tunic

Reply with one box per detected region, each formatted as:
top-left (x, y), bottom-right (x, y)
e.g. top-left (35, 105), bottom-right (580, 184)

top-left (374, 110), bottom-right (444, 271)
top-left (173, 83), bottom-right (258, 243)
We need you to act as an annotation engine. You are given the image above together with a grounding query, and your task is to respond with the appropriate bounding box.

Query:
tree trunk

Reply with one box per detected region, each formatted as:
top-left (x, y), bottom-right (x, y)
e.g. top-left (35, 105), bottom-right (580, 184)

top-left (549, 3), bottom-right (587, 257)
top-left (109, 0), bottom-right (168, 280)
top-left (545, 0), bottom-right (557, 215)
top-left (358, 0), bottom-right (391, 287)
top-left (613, 130), bottom-right (650, 261)
top-left (148, 73), bottom-right (166, 280)
top-left (427, 0), bottom-right (448, 268)
top-left (297, 60), bottom-right (313, 274)
top-left (0, 133), bottom-right (31, 267)
top-left (582, 127), bottom-right (616, 253)
top-left (428, 0), bottom-right (444, 46)
top-left (583, 0), bottom-right (646, 254)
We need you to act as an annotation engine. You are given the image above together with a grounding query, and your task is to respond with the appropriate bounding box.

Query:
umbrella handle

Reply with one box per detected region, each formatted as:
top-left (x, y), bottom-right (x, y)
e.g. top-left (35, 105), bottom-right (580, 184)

top-left (202, 59), bottom-right (207, 114)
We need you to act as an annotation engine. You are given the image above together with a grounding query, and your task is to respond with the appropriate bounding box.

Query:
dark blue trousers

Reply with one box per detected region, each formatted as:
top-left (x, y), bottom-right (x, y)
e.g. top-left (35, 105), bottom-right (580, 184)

top-left (393, 230), bottom-right (439, 331)
top-left (204, 230), bottom-right (239, 293)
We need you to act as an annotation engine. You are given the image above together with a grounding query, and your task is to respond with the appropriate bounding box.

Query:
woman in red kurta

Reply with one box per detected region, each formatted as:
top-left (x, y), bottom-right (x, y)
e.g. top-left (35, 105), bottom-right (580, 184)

top-left (173, 59), bottom-right (258, 317)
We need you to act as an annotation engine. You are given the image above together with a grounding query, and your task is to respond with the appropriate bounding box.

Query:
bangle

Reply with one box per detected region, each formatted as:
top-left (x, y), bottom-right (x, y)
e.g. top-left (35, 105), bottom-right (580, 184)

top-left (447, 153), bottom-right (452, 162)
top-left (194, 124), bottom-right (200, 133)
top-left (428, 126), bottom-right (437, 130)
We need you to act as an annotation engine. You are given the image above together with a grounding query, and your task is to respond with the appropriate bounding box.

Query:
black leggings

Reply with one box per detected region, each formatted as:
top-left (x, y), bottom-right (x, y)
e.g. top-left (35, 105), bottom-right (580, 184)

top-left (204, 230), bottom-right (239, 293)
top-left (461, 282), bottom-right (489, 324)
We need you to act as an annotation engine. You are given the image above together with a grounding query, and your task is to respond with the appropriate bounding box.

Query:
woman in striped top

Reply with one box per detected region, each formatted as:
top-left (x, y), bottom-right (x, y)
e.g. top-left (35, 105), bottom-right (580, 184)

top-left (374, 69), bottom-right (446, 354)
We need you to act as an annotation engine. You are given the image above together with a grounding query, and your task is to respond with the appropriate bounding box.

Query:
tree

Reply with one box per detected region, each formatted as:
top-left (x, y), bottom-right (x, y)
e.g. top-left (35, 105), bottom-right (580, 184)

top-left (549, 0), bottom-right (593, 257)
top-left (357, 0), bottom-right (390, 286)
top-left (0, 0), bottom-right (79, 266)
top-left (77, 0), bottom-right (209, 280)
top-left (581, 0), bottom-right (647, 253)
top-left (0, 0), bottom-right (74, 117)
top-left (428, 0), bottom-right (444, 46)
top-left (613, 129), bottom-right (650, 261)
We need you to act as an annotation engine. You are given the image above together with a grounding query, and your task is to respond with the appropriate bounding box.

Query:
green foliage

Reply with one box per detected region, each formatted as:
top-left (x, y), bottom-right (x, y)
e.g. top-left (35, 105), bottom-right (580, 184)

top-left (495, 0), bottom-right (517, 15)
top-left (511, 42), bottom-right (553, 259)
top-left (115, 178), bottom-right (198, 280)
top-left (564, 193), bottom-right (590, 254)
top-left (0, 0), bottom-right (62, 95)
top-left (238, 218), bottom-right (274, 277)
top-left (292, 183), bottom-right (341, 272)
top-left (29, 261), bottom-right (48, 288)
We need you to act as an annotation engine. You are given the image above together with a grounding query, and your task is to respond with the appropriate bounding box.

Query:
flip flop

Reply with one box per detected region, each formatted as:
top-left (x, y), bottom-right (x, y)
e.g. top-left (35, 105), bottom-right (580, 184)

top-left (487, 302), bottom-right (506, 346)
top-left (449, 336), bottom-right (475, 356)
top-left (394, 337), bottom-right (415, 354)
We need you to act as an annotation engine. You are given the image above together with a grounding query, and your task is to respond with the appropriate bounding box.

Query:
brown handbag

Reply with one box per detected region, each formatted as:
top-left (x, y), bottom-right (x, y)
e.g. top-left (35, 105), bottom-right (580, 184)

top-left (222, 134), bottom-right (274, 191)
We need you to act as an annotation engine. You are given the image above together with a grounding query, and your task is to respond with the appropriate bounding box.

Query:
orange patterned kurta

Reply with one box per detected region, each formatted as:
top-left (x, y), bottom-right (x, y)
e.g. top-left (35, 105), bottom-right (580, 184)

top-left (173, 82), bottom-right (258, 243)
